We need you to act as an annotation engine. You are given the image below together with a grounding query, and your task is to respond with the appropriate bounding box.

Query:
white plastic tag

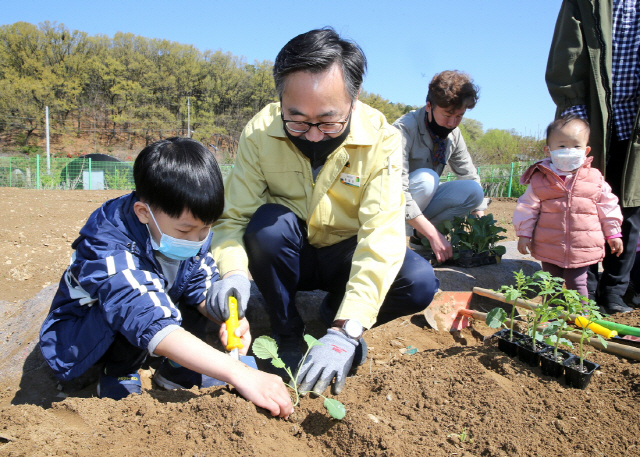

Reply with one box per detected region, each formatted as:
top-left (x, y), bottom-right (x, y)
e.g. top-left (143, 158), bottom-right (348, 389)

top-left (340, 173), bottom-right (361, 187)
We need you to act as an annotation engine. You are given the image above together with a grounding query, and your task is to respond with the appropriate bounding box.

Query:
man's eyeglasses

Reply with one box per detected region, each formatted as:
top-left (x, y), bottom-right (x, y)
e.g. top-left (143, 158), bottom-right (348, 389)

top-left (281, 105), bottom-right (353, 134)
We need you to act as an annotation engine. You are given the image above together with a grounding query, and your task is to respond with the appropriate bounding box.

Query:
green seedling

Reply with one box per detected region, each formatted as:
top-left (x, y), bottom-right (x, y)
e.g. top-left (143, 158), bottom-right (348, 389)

top-left (575, 300), bottom-right (608, 371)
top-left (525, 271), bottom-right (565, 351)
top-left (252, 334), bottom-right (346, 420)
top-left (447, 427), bottom-right (473, 443)
top-left (487, 270), bottom-right (534, 341)
top-left (542, 288), bottom-right (584, 361)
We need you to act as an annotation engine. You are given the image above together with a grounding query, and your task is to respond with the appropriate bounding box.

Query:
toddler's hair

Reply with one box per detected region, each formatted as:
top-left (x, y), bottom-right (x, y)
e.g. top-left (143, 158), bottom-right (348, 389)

top-left (546, 114), bottom-right (590, 144)
top-left (133, 137), bottom-right (224, 224)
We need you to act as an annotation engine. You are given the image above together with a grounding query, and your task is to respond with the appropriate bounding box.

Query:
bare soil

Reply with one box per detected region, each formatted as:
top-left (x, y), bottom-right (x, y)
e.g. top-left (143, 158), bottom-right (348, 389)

top-left (1, 189), bottom-right (640, 457)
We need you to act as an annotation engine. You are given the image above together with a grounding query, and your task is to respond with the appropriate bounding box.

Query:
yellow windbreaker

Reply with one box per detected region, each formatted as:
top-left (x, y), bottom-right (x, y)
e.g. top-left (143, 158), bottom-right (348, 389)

top-left (210, 101), bottom-right (405, 328)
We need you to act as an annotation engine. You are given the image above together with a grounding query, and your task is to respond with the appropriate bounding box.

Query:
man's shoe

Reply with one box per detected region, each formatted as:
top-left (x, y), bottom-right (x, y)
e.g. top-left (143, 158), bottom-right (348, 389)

top-left (598, 295), bottom-right (634, 315)
top-left (97, 370), bottom-right (142, 400)
top-left (153, 358), bottom-right (225, 390)
top-left (409, 229), bottom-right (424, 248)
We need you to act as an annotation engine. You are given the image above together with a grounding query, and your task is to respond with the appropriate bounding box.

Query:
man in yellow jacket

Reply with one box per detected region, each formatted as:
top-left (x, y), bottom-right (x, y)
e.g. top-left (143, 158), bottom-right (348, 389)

top-left (208, 27), bottom-right (439, 396)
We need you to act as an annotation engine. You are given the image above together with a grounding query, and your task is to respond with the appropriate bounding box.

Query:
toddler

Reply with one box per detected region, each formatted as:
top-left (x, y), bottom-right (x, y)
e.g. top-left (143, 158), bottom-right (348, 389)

top-left (513, 115), bottom-right (623, 300)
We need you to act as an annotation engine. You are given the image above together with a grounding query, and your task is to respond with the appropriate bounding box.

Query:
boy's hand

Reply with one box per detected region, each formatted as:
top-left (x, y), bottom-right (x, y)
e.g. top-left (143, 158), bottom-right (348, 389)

top-left (219, 317), bottom-right (252, 356)
top-left (517, 237), bottom-right (531, 255)
top-left (206, 273), bottom-right (251, 323)
top-left (232, 367), bottom-right (294, 419)
top-left (608, 238), bottom-right (624, 257)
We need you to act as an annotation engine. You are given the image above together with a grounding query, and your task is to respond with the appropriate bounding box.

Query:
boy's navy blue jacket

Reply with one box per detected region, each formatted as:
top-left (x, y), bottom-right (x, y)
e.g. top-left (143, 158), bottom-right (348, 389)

top-left (39, 192), bottom-right (218, 381)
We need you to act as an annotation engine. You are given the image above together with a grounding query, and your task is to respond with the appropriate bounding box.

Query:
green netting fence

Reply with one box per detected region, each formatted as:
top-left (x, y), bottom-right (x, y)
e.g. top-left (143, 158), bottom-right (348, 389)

top-left (441, 161), bottom-right (536, 198)
top-left (0, 155), bottom-right (534, 197)
top-left (0, 156), bottom-right (235, 190)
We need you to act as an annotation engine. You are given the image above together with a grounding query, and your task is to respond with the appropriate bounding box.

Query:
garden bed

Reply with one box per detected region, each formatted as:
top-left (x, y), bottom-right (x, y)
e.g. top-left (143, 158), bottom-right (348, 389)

top-left (1, 311), bottom-right (640, 456)
top-left (1, 190), bottom-right (639, 456)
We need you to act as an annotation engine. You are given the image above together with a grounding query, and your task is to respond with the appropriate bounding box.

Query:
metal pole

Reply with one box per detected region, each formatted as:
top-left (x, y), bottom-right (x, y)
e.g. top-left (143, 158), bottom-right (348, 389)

top-left (8, 158), bottom-right (11, 187)
top-left (187, 97), bottom-right (191, 138)
top-left (45, 106), bottom-right (51, 174)
top-left (88, 158), bottom-right (92, 190)
top-left (508, 162), bottom-right (515, 198)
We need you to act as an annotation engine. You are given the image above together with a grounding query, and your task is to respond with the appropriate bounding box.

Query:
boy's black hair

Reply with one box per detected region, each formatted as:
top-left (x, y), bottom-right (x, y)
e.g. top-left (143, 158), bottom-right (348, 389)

top-left (134, 137), bottom-right (224, 224)
top-left (546, 114), bottom-right (590, 144)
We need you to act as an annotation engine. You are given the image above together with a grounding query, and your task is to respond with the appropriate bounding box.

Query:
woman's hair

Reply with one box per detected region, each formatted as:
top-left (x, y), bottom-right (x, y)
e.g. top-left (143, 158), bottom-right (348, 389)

top-left (426, 70), bottom-right (479, 110)
top-left (134, 137), bottom-right (225, 224)
top-left (273, 27), bottom-right (367, 102)
top-left (546, 114), bottom-right (591, 144)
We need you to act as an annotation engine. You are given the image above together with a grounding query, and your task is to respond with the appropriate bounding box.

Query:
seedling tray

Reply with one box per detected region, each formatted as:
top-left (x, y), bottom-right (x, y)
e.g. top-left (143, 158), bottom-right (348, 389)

top-left (451, 253), bottom-right (501, 268)
top-left (424, 250), bottom-right (502, 268)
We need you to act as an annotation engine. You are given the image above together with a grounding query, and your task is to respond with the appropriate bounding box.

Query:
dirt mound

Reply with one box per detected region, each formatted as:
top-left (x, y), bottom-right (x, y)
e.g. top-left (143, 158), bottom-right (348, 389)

top-left (2, 189), bottom-right (640, 456)
top-left (2, 314), bottom-right (640, 456)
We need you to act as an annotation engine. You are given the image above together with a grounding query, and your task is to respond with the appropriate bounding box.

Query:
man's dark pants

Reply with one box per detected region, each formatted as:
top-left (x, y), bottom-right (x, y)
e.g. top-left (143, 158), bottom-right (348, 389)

top-left (243, 203), bottom-right (440, 337)
top-left (587, 134), bottom-right (640, 303)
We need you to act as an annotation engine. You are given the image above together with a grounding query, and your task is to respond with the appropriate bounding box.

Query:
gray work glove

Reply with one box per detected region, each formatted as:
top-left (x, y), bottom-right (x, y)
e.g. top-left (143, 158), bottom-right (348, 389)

top-left (296, 329), bottom-right (358, 395)
top-left (205, 274), bottom-right (251, 322)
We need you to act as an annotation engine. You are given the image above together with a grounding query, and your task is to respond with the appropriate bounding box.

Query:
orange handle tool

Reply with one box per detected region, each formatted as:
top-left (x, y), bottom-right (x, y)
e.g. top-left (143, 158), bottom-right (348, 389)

top-left (575, 316), bottom-right (618, 339)
top-left (225, 296), bottom-right (243, 356)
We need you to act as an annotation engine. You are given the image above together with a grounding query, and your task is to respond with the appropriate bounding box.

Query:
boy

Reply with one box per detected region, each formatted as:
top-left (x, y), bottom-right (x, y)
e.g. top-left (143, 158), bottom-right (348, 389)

top-left (39, 137), bottom-right (292, 418)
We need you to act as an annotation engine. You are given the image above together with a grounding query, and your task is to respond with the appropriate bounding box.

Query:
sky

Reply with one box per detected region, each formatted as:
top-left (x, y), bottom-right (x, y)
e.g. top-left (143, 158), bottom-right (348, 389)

top-left (2, 0), bottom-right (563, 137)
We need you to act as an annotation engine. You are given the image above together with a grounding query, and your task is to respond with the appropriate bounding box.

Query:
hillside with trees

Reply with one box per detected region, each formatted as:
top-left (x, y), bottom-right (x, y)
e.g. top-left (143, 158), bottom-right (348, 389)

top-left (0, 21), bottom-right (544, 164)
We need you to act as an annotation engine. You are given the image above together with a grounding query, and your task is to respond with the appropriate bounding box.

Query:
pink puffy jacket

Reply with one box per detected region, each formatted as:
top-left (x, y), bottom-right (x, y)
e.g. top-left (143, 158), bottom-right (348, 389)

top-left (513, 157), bottom-right (623, 268)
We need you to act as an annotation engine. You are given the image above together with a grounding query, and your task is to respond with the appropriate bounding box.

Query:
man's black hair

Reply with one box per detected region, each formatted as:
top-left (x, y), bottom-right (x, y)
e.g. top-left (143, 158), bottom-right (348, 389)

top-left (273, 27), bottom-right (367, 101)
top-left (134, 137), bottom-right (224, 224)
top-left (546, 114), bottom-right (591, 144)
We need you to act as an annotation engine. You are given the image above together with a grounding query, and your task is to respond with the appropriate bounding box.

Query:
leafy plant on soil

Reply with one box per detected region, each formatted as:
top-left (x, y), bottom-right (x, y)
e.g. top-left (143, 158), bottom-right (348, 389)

top-left (427, 213), bottom-right (507, 260)
top-left (447, 427), bottom-right (473, 443)
top-left (252, 334), bottom-right (346, 420)
top-left (486, 270), bottom-right (534, 341)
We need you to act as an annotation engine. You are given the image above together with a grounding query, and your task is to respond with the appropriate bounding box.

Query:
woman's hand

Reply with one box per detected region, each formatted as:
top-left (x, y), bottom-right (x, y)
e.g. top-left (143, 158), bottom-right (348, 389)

top-left (424, 227), bottom-right (453, 263)
top-left (409, 215), bottom-right (453, 263)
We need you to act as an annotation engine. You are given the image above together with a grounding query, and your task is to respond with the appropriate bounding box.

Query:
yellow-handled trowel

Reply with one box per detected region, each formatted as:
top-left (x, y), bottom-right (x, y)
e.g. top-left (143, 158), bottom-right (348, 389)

top-left (225, 295), bottom-right (257, 369)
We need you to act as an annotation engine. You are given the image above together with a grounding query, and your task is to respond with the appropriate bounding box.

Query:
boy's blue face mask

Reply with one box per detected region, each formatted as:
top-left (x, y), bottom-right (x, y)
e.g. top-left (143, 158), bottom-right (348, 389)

top-left (146, 205), bottom-right (208, 260)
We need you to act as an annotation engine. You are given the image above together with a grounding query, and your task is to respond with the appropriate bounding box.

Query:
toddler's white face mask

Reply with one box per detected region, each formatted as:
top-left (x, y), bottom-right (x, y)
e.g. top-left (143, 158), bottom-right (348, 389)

top-left (549, 148), bottom-right (586, 172)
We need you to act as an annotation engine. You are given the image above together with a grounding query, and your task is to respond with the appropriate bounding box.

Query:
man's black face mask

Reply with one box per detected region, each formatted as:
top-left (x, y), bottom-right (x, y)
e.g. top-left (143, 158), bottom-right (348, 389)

top-left (285, 121), bottom-right (351, 168)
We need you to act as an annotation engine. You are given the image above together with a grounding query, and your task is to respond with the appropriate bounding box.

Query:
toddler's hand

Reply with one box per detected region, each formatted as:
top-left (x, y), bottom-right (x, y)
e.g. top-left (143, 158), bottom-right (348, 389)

top-left (608, 238), bottom-right (624, 257)
top-left (517, 237), bottom-right (531, 255)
